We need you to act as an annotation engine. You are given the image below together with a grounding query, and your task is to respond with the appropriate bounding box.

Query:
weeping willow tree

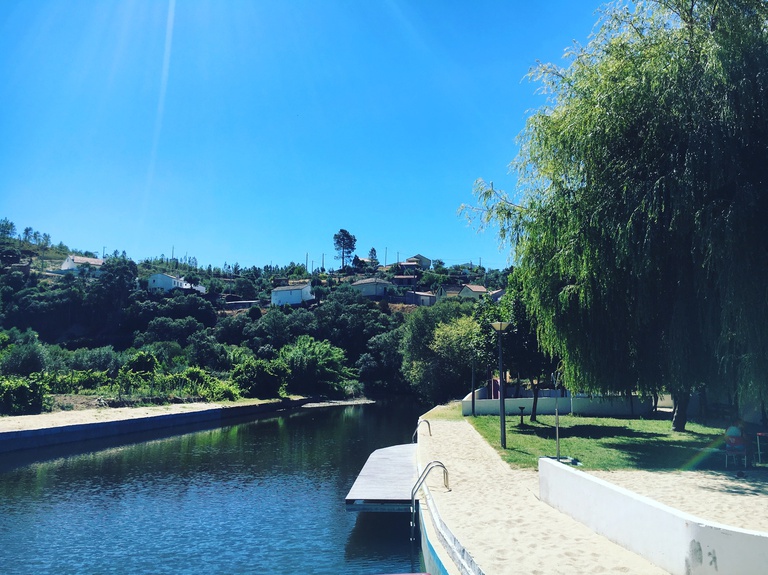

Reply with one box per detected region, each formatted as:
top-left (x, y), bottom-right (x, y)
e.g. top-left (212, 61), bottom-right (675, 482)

top-left (463, 0), bottom-right (768, 430)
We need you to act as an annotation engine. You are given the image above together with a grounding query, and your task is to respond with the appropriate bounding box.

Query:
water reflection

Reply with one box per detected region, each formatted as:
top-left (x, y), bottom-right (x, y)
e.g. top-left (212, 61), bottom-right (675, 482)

top-left (0, 402), bottom-right (426, 575)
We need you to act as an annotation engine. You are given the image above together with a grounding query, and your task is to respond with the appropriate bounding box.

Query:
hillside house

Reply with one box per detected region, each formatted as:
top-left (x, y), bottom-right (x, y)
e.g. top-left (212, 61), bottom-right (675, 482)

top-left (61, 255), bottom-right (104, 276)
top-left (271, 283), bottom-right (314, 306)
top-left (393, 275), bottom-right (417, 287)
top-left (351, 278), bottom-right (393, 298)
top-left (456, 284), bottom-right (506, 301)
top-left (436, 284), bottom-right (463, 301)
top-left (405, 290), bottom-right (436, 306)
top-left (148, 273), bottom-right (207, 295)
top-left (458, 284), bottom-right (488, 300)
top-left (406, 254), bottom-right (431, 270)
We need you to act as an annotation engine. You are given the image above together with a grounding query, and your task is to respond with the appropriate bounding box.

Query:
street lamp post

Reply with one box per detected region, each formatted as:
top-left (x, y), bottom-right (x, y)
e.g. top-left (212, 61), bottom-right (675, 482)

top-left (490, 321), bottom-right (511, 448)
top-left (552, 371), bottom-right (561, 461)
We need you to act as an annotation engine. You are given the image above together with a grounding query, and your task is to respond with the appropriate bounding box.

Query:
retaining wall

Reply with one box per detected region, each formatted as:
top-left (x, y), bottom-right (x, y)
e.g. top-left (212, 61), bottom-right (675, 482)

top-left (462, 395), bottom-right (652, 417)
top-left (538, 458), bottom-right (768, 575)
top-left (0, 399), bottom-right (309, 454)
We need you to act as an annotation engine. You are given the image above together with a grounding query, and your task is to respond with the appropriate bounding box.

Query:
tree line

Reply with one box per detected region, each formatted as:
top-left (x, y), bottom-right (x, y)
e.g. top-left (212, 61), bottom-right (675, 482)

top-left (0, 223), bottom-right (535, 415)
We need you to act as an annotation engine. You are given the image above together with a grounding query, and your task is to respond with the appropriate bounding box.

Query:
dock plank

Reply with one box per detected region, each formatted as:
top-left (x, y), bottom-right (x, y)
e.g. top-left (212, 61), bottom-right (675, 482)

top-left (345, 444), bottom-right (417, 511)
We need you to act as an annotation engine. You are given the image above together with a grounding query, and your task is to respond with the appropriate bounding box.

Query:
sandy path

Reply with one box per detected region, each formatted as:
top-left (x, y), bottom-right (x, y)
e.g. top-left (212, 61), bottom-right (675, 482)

top-left (418, 415), bottom-right (669, 574)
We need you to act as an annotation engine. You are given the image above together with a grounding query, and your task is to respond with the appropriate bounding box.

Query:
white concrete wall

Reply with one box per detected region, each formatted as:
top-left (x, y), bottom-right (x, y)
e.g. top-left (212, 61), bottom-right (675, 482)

top-left (461, 394), bottom-right (652, 418)
top-left (571, 395), bottom-right (652, 416)
top-left (538, 458), bottom-right (768, 575)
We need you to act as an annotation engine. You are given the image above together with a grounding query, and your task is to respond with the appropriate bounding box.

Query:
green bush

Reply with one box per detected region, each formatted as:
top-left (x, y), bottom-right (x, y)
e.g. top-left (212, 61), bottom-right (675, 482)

top-left (231, 357), bottom-right (287, 399)
top-left (173, 367), bottom-right (240, 402)
top-left (0, 341), bottom-right (47, 376)
top-left (0, 375), bottom-right (47, 415)
top-left (279, 335), bottom-right (357, 398)
top-left (124, 351), bottom-right (159, 375)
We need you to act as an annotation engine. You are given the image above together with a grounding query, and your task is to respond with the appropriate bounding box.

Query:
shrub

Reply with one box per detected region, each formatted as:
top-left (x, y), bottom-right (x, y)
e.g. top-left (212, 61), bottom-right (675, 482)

top-left (0, 341), bottom-right (47, 376)
top-left (231, 357), bottom-right (287, 399)
top-left (174, 367), bottom-right (240, 402)
top-left (279, 335), bottom-right (357, 398)
top-left (124, 351), bottom-right (159, 375)
top-left (0, 375), bottom-right (47, 415)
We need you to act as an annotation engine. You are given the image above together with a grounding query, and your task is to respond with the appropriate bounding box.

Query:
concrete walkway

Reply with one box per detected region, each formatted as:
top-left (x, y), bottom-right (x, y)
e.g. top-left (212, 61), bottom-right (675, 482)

top-left (416, 409), bottom-right (669, 575)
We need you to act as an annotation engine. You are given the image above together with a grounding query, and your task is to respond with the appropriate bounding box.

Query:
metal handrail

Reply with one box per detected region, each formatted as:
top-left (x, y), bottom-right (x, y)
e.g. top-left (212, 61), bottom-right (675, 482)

top-left (410, 460), bottom-right (449, 540)
top-left (411, 419), bottom-right (431, 443)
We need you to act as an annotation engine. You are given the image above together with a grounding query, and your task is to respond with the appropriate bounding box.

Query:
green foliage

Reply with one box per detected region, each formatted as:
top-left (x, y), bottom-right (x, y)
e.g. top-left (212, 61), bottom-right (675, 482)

top-left (45, 370), bottom-right (111, 393)
top-left (463, 1), bottom-right (768, 428)
top-left (234, 277), bottom-right (257, 300)
top-left (0, 330), bottom-right (47, 376)
top-left (67, 346), bottom-right (123, 376)
top-left (355, 326), bottom-right (409, 397)
top-left (279, 335), bottom-right (358, 397)
top-left (425, 315), bottom-right (487, 403)
top-left (332, 229), bottom-right (357, 270)
top-left (231, 356), bottom-right (287, 398)
top-left (400, 299), bottom-right (478, 403)
top-left (124, 351), bottom-right (159, 375)
top-left (115, 365), bottom-right (146, 397)
top-left (175, 367), bottom-right (240, 401)
top-left (313, 286), bottom-right (395, 363)
top-left (136, 316), bottom-right (205, 347)
top-left (186, 331), bottom-right (231, 372)
top-left (0, 374), bottom-right (47, 415)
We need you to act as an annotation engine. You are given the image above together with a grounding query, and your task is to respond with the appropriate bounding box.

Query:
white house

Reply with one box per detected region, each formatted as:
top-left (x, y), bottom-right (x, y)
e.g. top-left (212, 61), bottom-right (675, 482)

top-left (61, 255), bottom-right (104, 275)
top-left (271, 283), bottom-right (314, 306)
top-left (351, 278), bottom-right (393, 298)
top-left (458, 284), bottom-right (488, 300)
top-left (148, 273), bottom-right (207, 295)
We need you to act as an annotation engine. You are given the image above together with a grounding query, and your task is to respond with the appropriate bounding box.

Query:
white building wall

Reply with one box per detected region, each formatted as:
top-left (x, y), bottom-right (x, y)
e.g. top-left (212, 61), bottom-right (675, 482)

top-left (271, 284), bottom-right (312, 306)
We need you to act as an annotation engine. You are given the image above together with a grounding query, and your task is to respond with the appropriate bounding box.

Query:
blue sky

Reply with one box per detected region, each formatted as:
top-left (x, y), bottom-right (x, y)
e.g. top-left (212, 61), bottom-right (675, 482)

top-left (1, 1), bottom-right (604, 272)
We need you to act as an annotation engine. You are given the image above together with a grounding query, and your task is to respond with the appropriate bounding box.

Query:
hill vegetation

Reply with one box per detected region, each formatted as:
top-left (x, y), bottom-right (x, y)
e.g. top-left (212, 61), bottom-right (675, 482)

top-left (0, 217), bottom-right (518, 415)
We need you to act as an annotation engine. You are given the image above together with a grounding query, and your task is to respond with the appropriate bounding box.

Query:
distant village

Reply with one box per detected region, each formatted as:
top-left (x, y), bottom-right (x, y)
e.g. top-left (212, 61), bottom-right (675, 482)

top-left (57, 253), bottom-right (506, 310)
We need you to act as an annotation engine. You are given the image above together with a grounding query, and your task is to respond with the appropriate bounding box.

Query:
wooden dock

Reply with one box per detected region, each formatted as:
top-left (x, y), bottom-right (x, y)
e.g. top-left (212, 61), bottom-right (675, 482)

top-left (345, 444), bottom-right (418, 512)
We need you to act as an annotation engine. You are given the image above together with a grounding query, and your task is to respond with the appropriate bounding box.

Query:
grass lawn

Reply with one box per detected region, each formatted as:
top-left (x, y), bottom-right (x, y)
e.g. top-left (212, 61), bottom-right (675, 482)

top-left (460, 405), bottom-right (727, 471)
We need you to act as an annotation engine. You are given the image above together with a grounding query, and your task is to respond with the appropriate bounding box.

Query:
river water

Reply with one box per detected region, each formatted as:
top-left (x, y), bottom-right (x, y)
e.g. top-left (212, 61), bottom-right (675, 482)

top-left (0, 401), bottom-right (427, 575)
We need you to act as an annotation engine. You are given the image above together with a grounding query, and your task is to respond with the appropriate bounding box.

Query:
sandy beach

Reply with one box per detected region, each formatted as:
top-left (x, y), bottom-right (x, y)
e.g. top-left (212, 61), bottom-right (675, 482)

top-left (417, 404), bottom-right (768, 575)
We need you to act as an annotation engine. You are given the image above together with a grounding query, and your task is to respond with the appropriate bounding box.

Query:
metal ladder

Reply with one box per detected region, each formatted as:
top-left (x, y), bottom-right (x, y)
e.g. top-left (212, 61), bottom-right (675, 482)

top-left (410, 461), bottom-right (449, 541)
top-left (412, 419), bottom-right (431, 443)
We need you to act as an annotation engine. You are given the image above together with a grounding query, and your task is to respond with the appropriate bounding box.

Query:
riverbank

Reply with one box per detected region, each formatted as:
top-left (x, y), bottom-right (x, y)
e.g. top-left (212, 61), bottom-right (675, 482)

top-left (0, 398), bottom-right (312, 453)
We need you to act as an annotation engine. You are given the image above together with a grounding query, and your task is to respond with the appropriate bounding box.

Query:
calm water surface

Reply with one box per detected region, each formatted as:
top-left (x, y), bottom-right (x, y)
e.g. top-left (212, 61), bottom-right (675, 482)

top-left (0, 402), bottom-right (427, 575)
